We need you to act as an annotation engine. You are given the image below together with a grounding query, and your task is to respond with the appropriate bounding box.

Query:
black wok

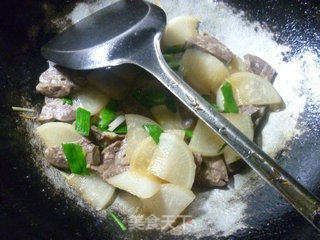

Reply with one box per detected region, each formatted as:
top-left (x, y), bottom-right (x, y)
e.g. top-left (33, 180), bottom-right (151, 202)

top-left (1, 0), bottom-right (320, 239)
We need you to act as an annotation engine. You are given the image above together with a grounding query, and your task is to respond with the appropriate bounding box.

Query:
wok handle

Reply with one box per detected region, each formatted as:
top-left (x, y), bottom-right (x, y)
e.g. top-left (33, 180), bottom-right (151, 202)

top-left (132, 34), bottom-right (320, 232)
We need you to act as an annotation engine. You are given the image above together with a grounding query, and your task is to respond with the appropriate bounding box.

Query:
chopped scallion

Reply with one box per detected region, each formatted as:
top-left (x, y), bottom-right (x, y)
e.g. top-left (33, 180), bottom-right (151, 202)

top-left (113, 125), bottom-right (127, 134)
top-left (164, 54), bottom-right (180, 71)
top-left (12, 106), bottom-right (35, 112)
top-left (217, 143), bottom-right (227, 154)
top-left (132, 89), bottom-right (178, 112)
top-left (168, 61), bottom-right (180, 71)
top-left (75, 107), bottom-right (91, 136)
top-left (221, 82), bottom-right (238, 113)
top-left (184, 129), bottom-right (193, 138)
top-left (162, 45), bottom-right (185, 54)
top-left (61, 97), bottom-right (73, 105)
top-left (19, 114), bottom-right (36, 120)
top-left (144, 90), bottom-right (166, 106)
top-left (202, 94), bottom-right (211, 103)
top-left (142, 124), bottom-right (163, 144)
top-left (163, 54), bottom-right (175, 62)
top-left (132, 89), bottom-right (166, 108)
top-left (98, 99), bottom-right (118, 131)
top-left (108, 211), bottom-right (127, 231)
top-left (62, 143), bottom-right (89, 175)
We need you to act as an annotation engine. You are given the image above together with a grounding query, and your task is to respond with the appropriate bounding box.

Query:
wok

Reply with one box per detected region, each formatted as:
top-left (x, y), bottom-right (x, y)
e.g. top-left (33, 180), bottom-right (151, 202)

top-left (1, 0), bottom-right (320, 239)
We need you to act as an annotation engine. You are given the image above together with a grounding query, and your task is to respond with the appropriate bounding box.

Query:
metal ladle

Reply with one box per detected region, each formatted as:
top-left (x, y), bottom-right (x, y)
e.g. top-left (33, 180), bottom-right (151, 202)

top-left (41, 0), bottom-right (320, 231)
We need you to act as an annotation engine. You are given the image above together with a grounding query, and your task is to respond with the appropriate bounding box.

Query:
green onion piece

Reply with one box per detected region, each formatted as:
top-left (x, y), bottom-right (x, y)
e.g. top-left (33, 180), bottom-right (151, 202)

top-left (162, 45), bottom-right (185, 54)
top-left (132, 89), bottom-right (166, 108)
top-left (113, 125), bottom-right (127, 134)
top-left (165, 98), bottom-right (177, 113)
top-left (221, 82), bottom-right (238, 113)
top-left (144, 89), bottom-right (166, 106)
top-left (163, 54), bottom-right (175, 62)
top-left (98, 99), bottom-right (118, 131)
top-left (202, 94), bottom-right (222, 112)
top-left (61, 97), bottom-right (73, 105)
top-left (202, 94), bottom-right (211, 103)
top-left (11, 106), bottom-right (35, 112)
top-left (75, 107), bottom-right (91, 136)
top-left (108, 211), bottom-right (127, 231)
top-left (62, 143), bottom-right (89, 175)
top-left (168, 61), bottom-right (180, 71)
top-left (164, 54), bottom-right (180, 71)
top-left (184, 129), bottom-right (193, 138)
top-left (217, 143), bottom-right (227, 154)
top-left (142, 124), bottom-right (163, 144)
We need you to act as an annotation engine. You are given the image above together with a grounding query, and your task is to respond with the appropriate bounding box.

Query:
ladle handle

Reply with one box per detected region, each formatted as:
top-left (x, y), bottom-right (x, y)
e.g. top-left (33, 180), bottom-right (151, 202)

top-left (132, 34), bottom-right (320, 232)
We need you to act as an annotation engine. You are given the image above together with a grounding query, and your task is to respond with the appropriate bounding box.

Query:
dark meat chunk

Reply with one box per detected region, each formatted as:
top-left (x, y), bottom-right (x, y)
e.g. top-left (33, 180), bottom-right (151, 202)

top-left (89, 139), bottom-right (129, 180)
top-left (36, 66), bottom-right (81, 97)
top-left (227, 159), bottom-right (245, 174)
top-left (239, 105), bottom-right (269, 128)
top-left (38, 97), bottom-right (76, 123)
top-left (44, 137), bottom-right (100, 170)
top-left (244, 54), bottom-right (277, 83)
top-left (187, 34), bottom-right (234, 64)
top-left (193, 153), bottom-right (203, 166)
top-left (194, 154), bottom-right (229, 187)
top-left (77, 137), bottom-right (101, 166)
top-left (44, 146), bottom-right (69, 170)
top-left (90, 125), bottom-right (125, 148)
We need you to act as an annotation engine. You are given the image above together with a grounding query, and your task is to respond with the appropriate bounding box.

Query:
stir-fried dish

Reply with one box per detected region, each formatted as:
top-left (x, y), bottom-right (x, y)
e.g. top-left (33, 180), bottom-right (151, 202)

top-left (31, 15), bottom-right (283, 230)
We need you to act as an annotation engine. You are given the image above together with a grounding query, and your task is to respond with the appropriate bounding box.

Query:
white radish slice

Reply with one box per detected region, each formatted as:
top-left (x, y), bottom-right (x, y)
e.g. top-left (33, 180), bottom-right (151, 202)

top-left (222, 113), bottom-right (254, 164)
top-left (73, 87), bottom-right (109, 115)
top-left (62, 172), bottom-right (115, 210)
top-left (106, 171), bottom-right (161, 199)
top-left (114, 191), bottom-right (144, 216)
top-left (142, 184), bottom-right (195, 229)
top-left (188, 120), bottom-right (224, 156)
top-left (228, 56), bottom-right (248, 73)
top-left (125, 114), bottom-right (159, 162)
top-left (151, 104), bottom-right (183, 130)
top-left (36, 122), bottom-right (82, 147)
top-left (180, 48), bottom-right (230, 94)
top-left (164, 129), bottom-right (185, 140)
top-left (148, 133), bottom-right (195, 189)
top-left (217, 72), bottom-right (282, 108)
top-left (162, 15), bottom-right (199, 47)
top-left (189, 113), bottom-right (253, 157)
top-left (130, 136), bottom-right (159, 181)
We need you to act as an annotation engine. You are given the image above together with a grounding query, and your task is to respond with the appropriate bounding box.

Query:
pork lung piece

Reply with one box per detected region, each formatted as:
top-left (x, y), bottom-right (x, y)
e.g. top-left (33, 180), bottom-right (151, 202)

top-left (44, 146), bottom-right (69, 170)
top-left (90, 125), bottom-right (125, 148)
top-left (36, 66), bottom-right (81, 97)
top-left (89, 139), bottom-right (129, 180)
top-left (38, 97), bottom-right (76, 123)
top-left (244, 54), bottom-right (277, 83)
top-left (194, 154), bottom-right (229, 187)
top-left (44, 137), bottom-right (100, 170)
top-left (239, 105), bottom-right (269, 128)
top-left (186, 34), bottom-right (234, 64)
